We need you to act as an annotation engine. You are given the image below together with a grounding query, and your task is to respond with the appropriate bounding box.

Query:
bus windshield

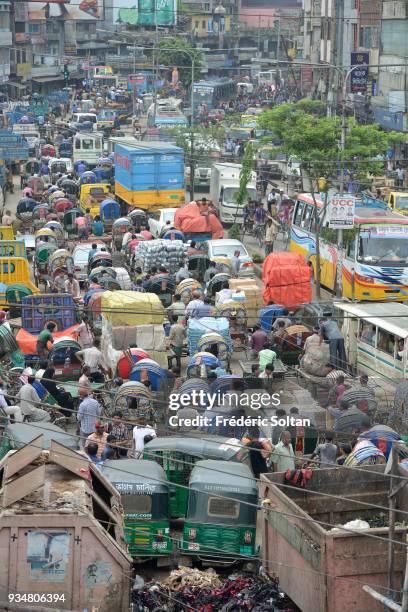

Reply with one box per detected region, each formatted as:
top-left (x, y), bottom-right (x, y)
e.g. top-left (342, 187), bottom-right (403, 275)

top-left (395, 195), bottom-right (408, 210)
top-left (358, 234), bottom-right (408, 265)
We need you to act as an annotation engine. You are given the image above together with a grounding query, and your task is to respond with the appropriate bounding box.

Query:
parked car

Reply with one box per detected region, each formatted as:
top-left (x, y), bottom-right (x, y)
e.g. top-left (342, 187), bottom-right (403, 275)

top-left (73, 242), bottom-right (106, 284)
top-left (205, 239), bottom-right (254, 277)
top-left (148, 208), bottom-right (178, 238)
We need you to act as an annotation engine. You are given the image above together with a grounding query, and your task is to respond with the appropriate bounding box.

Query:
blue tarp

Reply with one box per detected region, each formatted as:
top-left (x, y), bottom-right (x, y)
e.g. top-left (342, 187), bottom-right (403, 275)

top-left (187, 316), bottom-right (232, 355)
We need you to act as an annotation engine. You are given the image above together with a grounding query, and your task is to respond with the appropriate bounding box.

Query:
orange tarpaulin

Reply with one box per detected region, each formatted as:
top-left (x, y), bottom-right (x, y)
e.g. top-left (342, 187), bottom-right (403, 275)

top-left (16, 325), bottom-right (80, 355)
top-left (262, 252), bottom-right (312, 308)
top-left (174, 201), bottom-right (224, 239)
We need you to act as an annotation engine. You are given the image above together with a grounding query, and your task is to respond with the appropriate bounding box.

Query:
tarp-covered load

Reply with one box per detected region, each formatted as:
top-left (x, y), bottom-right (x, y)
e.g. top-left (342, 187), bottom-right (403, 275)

top-left (187, 317), bottom-right (232, 355)
top-left (262, 252), bottom-right (312, 308)
top-left (101, 291), bottom-right (164, 327)
top-left (134, 239), bottom-right (186, 274)
top-left (16, 324), bottom-right (79, 355)
top-left (174, 201), bottom-right (224, 239)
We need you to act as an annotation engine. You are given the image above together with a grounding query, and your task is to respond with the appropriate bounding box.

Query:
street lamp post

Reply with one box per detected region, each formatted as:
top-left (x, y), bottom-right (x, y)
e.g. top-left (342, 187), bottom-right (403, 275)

top-left (335, 63), bottom-right (368, 297)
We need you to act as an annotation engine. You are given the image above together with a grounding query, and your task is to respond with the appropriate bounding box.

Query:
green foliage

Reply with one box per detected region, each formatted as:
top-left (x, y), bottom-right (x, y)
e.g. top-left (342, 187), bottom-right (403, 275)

top-left (320, 225), bottom-right (359, 246)
top-left (229, 223), bottom-right (241, 240)
top-left (166, 124), bottom-right (225, 165)
top-left (257, 102), bottom-right (405, 188)
top-left (156, 38), bottom-right (203, 87)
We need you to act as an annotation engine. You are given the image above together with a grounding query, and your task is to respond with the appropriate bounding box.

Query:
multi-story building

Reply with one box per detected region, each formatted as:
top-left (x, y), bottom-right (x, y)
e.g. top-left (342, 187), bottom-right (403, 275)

top-left (371, 0), bottom-right (408, 132)
top-left (0, 0), bottom-right (11, 94)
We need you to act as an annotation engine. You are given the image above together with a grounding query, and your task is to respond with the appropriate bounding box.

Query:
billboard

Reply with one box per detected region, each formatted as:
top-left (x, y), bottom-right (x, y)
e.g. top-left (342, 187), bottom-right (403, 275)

top-left (350, 51), bottom-right (369, 94)
top-left (113, 0), bottom-right (177, 26)
top-left (28, 0), bottom-right (104, 21)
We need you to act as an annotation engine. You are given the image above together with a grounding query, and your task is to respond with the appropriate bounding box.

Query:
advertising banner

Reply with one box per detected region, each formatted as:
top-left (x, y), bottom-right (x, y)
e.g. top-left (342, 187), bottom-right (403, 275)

top-left (328, 195), bottom-right (356, 229)
top-left (113, 0), bottom-right (176, 26)
top-left (28, 0), bottom-right (104, 21)
top-left (350, 51), bottom-right (369, 94)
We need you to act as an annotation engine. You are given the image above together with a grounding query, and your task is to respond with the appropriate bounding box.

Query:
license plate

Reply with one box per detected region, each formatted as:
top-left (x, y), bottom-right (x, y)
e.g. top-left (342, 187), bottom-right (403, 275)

top-left (188, 543), bottom-right (199, 551)
top-left (55, 370), bottom-right (62, 375)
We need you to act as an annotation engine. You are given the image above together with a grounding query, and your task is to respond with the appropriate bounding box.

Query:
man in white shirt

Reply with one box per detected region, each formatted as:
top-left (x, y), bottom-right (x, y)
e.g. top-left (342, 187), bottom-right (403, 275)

top-left (64, 273), bottom-right (80, 299)
top-left (185, 292), bottom-right (204, 318)
top-left (17, 377), bottom-right (50, 422)
top-left (76, 338), bottom-right (106, 383)
top-left (122, 230), bottom-right (132, 250)
top-left (133, 418), bottom-right (156, 458)
top-left (0, 380), bottom-right (22, 422)
top-left (215, 281), bottom-right (233, 305)
top-left (175, 263), bottom-right (189, 283)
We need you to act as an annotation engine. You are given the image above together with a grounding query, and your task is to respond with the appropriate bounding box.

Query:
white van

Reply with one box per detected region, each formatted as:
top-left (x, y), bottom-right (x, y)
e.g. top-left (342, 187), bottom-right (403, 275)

top-left (70, 113), bottom-right (97, 131)
top-left (73, 132), bottom-right (103, 166)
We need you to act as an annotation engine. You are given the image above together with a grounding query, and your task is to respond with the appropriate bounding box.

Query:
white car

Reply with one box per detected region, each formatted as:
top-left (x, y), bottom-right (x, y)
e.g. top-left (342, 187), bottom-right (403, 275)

top-left (73, 242), bottom-right (106, 284)
top-left (205, 239), bottom-right (254, 277)
top-left (148, 208), bottom-right (178, 238)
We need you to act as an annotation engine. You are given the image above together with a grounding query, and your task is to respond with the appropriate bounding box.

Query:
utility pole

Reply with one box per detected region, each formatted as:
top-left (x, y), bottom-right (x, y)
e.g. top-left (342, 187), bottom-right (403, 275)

top-left (189, 56), bottom-right (195, 201)
top-left (336, 64), bottom-right (364, 297)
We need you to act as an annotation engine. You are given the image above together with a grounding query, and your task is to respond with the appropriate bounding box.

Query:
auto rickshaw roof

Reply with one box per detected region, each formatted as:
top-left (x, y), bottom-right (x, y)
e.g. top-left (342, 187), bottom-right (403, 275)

top-left (35, 228), bottom-right (56, 237)
top-left (145, 436), bottom-right (243, 461)
top-left (101, 459), bottom-right (168, 490)
top-left (189, 460), bottom-right (257, 494)
top-left (6, 422), bottom-right (78, 451)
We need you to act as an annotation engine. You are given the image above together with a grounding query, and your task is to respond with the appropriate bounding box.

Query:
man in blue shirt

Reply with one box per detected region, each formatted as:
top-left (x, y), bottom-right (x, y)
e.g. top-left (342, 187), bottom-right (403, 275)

top-left (92, 216), bottom-right (104, 237)
top-left (88, 243), bottom-right (99, 261)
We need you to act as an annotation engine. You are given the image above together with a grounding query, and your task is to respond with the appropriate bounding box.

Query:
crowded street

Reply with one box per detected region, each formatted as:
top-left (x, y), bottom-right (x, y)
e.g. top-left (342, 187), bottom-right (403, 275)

top-left (0, 19), bottom-right (408, 612)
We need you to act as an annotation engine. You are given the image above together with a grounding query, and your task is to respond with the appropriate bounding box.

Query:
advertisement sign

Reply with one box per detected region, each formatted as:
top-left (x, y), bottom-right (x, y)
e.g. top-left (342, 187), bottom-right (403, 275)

top-left (328, 195), bottom-right (356, 229)
top-left (113, 0), bottom-right (177, 26)
top-left (28, 0), bottom-right (104, 21)
top-left (350, 52), bottom-right (369, 94)
top-left (16, 63), bottom-right (32, 77)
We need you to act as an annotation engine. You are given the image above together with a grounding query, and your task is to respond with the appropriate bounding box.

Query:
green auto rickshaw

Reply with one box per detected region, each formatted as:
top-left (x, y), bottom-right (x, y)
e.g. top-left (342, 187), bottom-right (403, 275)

top-left (144, 436), bottom-right (249, 518)
top-left (101, 459), bottom-right (173, 560)
top-left (180, 459), bottom-right (258, 565)
top-left (0, 422), bottom-right (79, 460)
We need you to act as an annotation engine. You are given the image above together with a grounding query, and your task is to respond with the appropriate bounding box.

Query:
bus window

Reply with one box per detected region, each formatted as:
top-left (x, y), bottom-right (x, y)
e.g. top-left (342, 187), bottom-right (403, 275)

top-left (82, 139), bottom-right (94, 150)
top-left (301, 204), bottom-right (313, 230)
top-left (347, 238), bottom-right (356, 259)
top-left (75, 139), bottom-right (81, 150)
top-left (377, 329), bottom-right (396, 357)
top-left (293, 201), bottom-right (305, 227)
top-left (360, 321), bottom-right (376, 346)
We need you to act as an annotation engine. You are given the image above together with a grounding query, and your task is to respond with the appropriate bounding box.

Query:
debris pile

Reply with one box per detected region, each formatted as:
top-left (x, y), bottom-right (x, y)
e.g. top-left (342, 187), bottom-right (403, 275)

top-left (131, 569), bottom-right (300, 611)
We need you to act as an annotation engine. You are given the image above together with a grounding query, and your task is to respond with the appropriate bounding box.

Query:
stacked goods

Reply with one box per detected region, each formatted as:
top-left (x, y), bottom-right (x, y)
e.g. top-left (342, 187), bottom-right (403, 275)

top-left (134, 239), bottom-right (186, 274)
top-left (174, 201), bottom-right (224, 239)
top-left (101, 291), bottom-right (165, 326)
top-left (187, 317), bottom-right (232, 355)
top-left (229, 278), bottom-right (264, 326)
top-left (262, 252), bottom-right (312, 308)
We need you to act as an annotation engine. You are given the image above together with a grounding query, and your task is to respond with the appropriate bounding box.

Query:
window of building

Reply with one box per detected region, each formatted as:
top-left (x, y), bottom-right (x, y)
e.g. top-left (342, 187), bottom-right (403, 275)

top-left (28, 23), bottom-right (40, 34)
top-left (202, 20), bottom-right (206, 29)
top-left (352, 23), bottom-right (358, 51)
top-left (195, 20), bottom-right (199, 28)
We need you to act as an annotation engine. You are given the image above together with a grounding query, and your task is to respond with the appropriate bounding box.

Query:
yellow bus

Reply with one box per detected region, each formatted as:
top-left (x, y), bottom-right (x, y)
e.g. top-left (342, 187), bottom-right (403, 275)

top-left (290, 193), bottom-right (408, 301)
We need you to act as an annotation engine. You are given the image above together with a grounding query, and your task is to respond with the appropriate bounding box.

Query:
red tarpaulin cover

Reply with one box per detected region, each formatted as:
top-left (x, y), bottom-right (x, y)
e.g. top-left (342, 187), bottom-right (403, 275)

top-left (16, 324), bottom-right (80, 355)
top-left (262, 252), bottom-right (312, 308)
top-left (174, 201), bottom-right (224, 239)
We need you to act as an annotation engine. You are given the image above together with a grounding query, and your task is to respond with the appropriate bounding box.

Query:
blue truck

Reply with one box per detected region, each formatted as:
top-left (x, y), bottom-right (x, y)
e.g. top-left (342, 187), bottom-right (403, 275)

top-left (114, 141), bottom-right (185, 211)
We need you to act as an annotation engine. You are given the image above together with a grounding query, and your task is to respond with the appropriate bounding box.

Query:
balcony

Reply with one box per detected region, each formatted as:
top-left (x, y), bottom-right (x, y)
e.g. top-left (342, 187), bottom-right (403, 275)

top-left (31, 64), bottom-right (60, 78)
top-left (0, 29), bottom-right (11, 46)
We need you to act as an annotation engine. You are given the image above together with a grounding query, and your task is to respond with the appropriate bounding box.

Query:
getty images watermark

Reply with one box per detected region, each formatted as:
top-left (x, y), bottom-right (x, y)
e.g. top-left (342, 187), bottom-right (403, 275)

top-left (168, 390), bottom-right (311, 429)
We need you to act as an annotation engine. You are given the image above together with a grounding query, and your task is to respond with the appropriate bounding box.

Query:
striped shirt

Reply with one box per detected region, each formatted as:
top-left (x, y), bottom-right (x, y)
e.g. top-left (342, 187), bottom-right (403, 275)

top-left (77, 397), bottom-right (102, 435)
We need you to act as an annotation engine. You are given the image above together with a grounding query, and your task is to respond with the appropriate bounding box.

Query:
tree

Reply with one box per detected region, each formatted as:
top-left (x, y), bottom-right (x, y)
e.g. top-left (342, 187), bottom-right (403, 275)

top-left (258, 100), bottom-right (404, 297)
top-left (156, 39), bottom-right (203, 87)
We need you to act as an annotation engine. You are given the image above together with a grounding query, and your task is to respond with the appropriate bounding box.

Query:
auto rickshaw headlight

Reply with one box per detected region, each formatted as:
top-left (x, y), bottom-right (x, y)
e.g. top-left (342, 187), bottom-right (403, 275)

top-left (188, 528), bottom-right (197, 540)
top-left (156, 529), bottom-right (164, 541)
